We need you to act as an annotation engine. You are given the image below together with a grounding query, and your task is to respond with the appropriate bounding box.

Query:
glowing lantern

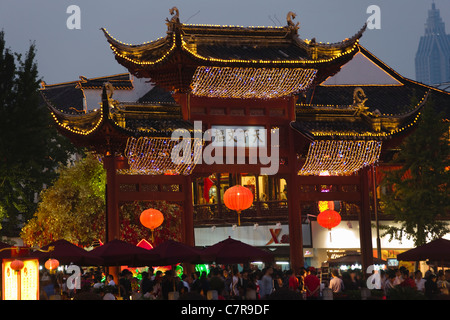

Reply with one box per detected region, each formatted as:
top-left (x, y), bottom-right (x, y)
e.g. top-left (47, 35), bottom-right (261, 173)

top-left (45, 258), bottom-right (59, 271)
top-left (140, 209), bottom-right (164, 242)
top-left (223, 185), bottom-right (253, 225)
top-left (317, 209), bottom-right (341, 230)
top-left (317, 209), bottom-right (341, 242)
top-left (10, 259), bottom-right (24, 272)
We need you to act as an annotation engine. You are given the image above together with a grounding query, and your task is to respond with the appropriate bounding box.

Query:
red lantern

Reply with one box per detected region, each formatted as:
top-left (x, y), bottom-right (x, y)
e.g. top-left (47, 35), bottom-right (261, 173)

top-left (223, 185), bottom-right (253, 225)
top-left (140, 209), bottom-right (164, 242)
top-left (317, 209), bottom-right (341, 230)
top-left (10, 259), bottom-right (24, 272)
top-left (45, 258), bottom-right (59, 271)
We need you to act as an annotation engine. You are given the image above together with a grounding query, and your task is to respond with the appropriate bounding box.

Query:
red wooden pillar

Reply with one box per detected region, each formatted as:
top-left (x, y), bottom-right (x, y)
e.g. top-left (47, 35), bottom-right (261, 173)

top-left (103, 154), bottom-right (120, 283)
top-left (103, 155), bottom-right (120, 283)
top-left (288, 173), bottom-right (304, 273)
top-left (359, 166), bottom-right (374, 277)
top-left (287, 121), bottom-right (304, 272)
top-left (182, 175), bottom-right (195, 275)
top-left (104, 155), bottom-right (120, 242)
top-left (182, 175), bottom-right (195, 247)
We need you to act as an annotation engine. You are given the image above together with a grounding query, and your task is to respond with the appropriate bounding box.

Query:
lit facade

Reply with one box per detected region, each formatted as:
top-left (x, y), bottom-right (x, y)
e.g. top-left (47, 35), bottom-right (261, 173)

top-left (42, 8), bottom-right (450, 272)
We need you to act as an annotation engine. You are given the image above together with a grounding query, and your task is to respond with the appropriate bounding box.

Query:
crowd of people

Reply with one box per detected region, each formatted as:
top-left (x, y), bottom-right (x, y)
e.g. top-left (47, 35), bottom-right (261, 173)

top-left (324, 266), bottom-right (450, 300)
top-left (38, 264), bottom-right (450, 300)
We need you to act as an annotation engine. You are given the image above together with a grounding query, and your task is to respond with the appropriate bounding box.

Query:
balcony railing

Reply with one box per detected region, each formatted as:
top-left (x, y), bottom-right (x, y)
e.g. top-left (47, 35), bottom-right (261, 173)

top-left (193, 200), bottom-right (289, 225)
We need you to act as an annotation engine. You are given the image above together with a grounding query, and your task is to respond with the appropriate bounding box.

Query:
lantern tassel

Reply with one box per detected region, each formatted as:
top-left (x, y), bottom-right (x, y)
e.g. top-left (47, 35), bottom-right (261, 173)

top-left (237, 211), bottom-right (241, 226)
top-left (329, 229), bottom-right (332, 242)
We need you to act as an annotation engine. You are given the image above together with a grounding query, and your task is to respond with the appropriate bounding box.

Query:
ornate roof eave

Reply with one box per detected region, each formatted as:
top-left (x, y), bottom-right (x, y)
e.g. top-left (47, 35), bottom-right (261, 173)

top-left (44, 85), bottom-right (195, 152)
top-left (103, 28), bottom-right (362, 69)
top-left (44, 86), bottom-right (137, 155)
top-left (291, 89), bottom-right (429, 142)
top-left (101, 9), bottom-right (367, 90)
top-left (296, 23), bottom-right (367, 58)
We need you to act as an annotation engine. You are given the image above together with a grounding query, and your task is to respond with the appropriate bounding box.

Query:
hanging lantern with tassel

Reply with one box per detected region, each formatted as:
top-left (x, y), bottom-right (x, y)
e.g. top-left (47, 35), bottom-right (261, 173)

top-left (223, 185), bottom-right (253, 226)
top-left (140, 208), bottom-right (164, 243)
top-left (317, 209), bottom-right (341, 241)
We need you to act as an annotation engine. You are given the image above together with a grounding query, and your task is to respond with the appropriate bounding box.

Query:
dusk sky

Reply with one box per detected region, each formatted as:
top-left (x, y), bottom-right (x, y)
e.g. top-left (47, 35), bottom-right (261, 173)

top-left (1, 0), bottom-right (449, 84)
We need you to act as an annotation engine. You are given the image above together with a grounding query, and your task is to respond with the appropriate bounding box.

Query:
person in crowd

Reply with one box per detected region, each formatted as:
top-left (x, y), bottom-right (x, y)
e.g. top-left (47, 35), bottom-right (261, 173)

top-left (245, 272), bottom-right (258, 300)
top-left (180, 274), bottom-right (191, 293)
top-left (329, 269), bottom-right (345, 293)
top-left (304, 267), bottom-right (320, 300)
top-left (151, 273), bottom-right (162, 299)
top-left (140, 271), bottom-right (153, 296)
top-left (191, 271), bottom-right (202, 293)
top-left (414, 270), bottom-right (426, 292)
top-left (209, 267), bottom-right (225, 297)
top-left (437, 271), bottom-right (450, 295)
top-left (230, 267), bottom-right (242, 298)
top-left (119, 269), bottom-right (133, 300)
top-left (161, 270), bottom-right (177, 300)
top-left (222, 268), bottom-right (232, 298)
top-left (273, 270), bottom-right (284, 292)
top-left (393, 268), bottom-right (403, 286)
top-left (398, 268), bottom-right (416, 289)
top-left (199, 271), bottom-right (210, 296)
top-left (286, 269), bottom-right (299, 292)
top-left (106, 274), bottom-right (115, 286)
top-left (350, 270), bottom-right (362, 290)
top-left (259, 267), bottom-right (274, 299)
top-left (42, 274), bottom-right (57, 298)
top-left (383, 270), bottom-right (396, 298)
top-left (425, 273), bottom-right (440, 299)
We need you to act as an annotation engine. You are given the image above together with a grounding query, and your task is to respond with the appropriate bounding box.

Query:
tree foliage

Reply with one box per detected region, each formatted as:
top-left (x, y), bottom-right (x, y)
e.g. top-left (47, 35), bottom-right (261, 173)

top-left (0, 31), bottom-right (78, 235)
top-left (21, 154), bottom-right (183, 247)
top-left (380, 98), bottom-right (450, 246)
top-left (21, 154), bottom-right (106, 247)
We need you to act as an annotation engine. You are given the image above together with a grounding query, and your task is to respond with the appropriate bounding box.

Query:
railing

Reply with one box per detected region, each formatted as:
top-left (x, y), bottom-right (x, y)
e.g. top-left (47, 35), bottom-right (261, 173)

top-left (193, 200), bottom-right (289, 225)
top-left (193, 200), bottom-right (401, 226)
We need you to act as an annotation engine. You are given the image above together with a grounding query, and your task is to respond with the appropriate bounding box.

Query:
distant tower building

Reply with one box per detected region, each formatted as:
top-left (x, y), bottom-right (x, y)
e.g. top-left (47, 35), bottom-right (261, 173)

top-left (415, 2), bottom-right (450, 85)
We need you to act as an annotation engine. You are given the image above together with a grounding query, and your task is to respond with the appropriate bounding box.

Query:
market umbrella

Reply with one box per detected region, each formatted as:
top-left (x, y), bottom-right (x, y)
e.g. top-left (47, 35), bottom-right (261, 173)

top-left (147, 240), bottom-right (205, 266)
top-left (201, 237), bottom-right (274, 264)
top-left (327, 252), bottom-right (386, 266)
top-left (88, 239), bottom-right (158, 266)
top-left (30, 239), bottom-right (104, 266)
top-left (397, 238), bottom-right (450, 262)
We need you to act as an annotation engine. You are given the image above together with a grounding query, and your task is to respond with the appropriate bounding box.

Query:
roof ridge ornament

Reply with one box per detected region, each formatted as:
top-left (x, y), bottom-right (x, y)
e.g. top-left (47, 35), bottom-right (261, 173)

top-left (351, 87), bottom-right (369, 116)
top-left (166, 7), bottom-right (180, 32)
top-left (286, 11), bottom-right (300, 32)
top-left (102, 82), bottom-right (119, 109)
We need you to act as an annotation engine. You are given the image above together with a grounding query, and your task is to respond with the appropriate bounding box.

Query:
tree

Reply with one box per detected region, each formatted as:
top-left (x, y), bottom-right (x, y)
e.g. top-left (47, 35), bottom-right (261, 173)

top-left (21, 154), bottom-right (183, 247)
top-left (380, 98), bottom-right (450, 246)
top-left (21, 154), bottom-right (106, 247)
top-left (0, 31), bottom-right (77, 235)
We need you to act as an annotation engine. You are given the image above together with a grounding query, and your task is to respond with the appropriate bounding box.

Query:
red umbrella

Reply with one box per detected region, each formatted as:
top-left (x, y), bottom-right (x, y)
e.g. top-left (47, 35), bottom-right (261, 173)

top-left (88, 239), bottom-right (158, 266)
top-left (201, 237), bottom-right (273, 264)
top-left (397, 238), bottom-right (450, 262)
top-left (148, 240), bottom-right (205, 266)
top-left (30, 239), bottom-right (104, 266)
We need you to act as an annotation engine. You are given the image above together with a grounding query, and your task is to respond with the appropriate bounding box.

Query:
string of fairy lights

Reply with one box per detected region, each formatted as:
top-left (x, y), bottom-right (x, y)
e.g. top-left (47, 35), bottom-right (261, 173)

top-left (121, 136), bottom-right (202, 175)
top-left (298, 140), bottom-right (382, 176)
top-left (104, 26), bottom-right (360, 67)
top-left (190, 66), bottom-right (317, 99)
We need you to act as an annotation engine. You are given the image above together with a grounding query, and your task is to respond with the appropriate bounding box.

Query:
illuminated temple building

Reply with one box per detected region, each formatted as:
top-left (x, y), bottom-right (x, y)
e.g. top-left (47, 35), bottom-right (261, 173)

top-left (42, 9), bottom-right (450, 272)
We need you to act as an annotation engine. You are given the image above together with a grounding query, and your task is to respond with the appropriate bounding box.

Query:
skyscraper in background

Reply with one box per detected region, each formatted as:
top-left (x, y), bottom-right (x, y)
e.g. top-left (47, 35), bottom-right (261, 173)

top-left (415, 2), bottom-right (450, 86)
